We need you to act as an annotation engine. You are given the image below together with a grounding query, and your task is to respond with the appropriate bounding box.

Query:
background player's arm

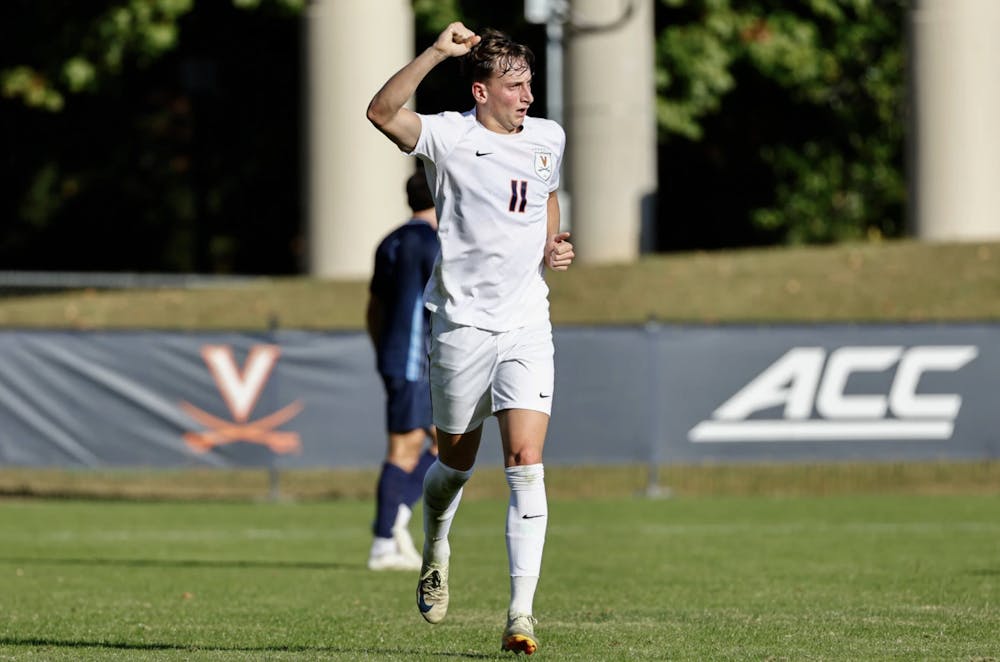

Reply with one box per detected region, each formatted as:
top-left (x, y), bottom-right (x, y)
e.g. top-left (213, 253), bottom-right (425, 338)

top-left (545, 191), bottom-right (574, 271)
top-left (366, 22), bottom-right (480, 152)
top-left (366, 293), bottom-right (385, 348)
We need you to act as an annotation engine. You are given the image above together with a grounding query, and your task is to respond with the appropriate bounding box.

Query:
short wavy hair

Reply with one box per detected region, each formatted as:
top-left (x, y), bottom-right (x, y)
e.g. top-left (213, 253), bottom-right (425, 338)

top-left (461, 28), bottom-right (534, 83)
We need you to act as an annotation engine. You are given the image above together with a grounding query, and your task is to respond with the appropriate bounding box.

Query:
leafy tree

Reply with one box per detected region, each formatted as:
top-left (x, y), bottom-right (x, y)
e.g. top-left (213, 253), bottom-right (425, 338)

top-left (1, 0), bottom-right (303, 273)
top-left (1, 0), bottom-right (302, 111)
top-left (655, 0), bottom-right (907, 245)
top-left (0, 0), bottom-right (908, 274)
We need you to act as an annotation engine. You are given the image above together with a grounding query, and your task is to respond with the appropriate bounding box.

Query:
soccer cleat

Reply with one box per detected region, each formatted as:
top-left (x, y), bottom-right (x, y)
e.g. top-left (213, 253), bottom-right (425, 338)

top-left (416, 560), bottom-right (449, 624)
top-left (368, 550), bottom-right (422, 571)
top-left (501, 614), bottom-right (539, 655)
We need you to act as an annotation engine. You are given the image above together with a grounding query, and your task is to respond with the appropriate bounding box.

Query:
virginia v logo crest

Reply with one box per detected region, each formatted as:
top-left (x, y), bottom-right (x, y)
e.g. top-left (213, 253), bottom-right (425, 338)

top-left (180, 344), bottom-right (304, 454)
top-left (534, 150), bottom-right (553, 181)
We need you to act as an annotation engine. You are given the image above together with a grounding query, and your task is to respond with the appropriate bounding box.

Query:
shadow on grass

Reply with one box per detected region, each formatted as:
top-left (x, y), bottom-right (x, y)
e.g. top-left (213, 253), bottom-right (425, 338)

top-left (969, 568), bottom-right (1000, 576)
top-left (0, 556), bottom-right (355, 571)
top-left (0, 637), bottom-right (494, 658)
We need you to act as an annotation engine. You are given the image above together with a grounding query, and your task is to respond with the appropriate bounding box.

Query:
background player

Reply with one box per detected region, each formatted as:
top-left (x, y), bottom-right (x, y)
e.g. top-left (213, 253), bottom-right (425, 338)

top-left (366, 168), bottom-right (440, 571)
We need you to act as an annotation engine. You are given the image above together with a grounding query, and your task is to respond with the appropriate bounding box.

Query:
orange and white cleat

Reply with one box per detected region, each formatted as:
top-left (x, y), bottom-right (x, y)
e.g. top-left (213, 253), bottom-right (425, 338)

top-left (501, 613), bottom-right (539, 655)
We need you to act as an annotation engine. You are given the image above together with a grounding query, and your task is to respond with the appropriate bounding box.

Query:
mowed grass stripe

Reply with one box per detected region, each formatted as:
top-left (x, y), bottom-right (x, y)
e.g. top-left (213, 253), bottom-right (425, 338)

top-left (1, 495), bottom-right (997, 660)
top-left (2, 240), bottom-right (999, 330)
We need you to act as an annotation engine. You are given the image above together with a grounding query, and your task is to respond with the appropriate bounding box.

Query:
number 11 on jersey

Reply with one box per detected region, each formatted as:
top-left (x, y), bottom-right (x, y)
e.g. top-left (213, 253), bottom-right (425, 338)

top-left (509, 179), bottom-right (528, 213)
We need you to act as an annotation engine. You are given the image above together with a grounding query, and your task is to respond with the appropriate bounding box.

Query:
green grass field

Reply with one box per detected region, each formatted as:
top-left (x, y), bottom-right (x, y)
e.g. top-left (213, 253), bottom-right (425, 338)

top-left (2, 493), bottom-right (998, 661)
top-left (2, 239), bottom-right (999, 329)
top-left (2, 240), bottom-right (999, 659)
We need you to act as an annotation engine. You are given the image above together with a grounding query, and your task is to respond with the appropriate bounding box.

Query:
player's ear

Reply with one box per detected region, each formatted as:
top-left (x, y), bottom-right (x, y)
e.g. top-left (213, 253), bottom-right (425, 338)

top-left (471, 81), bottom-right (487, 104)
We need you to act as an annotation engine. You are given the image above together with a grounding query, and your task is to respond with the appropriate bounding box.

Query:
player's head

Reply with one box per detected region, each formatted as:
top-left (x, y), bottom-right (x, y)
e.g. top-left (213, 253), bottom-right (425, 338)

top-left (463, 28), bottom-right (534, 134)
top-left (406, 169), bottom-right (434, 213)
top-left (462, 29), bottom-right (534, 84)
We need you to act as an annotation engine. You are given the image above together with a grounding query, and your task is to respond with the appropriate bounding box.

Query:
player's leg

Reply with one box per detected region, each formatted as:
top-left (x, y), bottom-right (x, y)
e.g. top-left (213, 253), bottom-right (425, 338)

top-left (418, 316), bottom-right (496, 623)
top-left (405, 426), bottom-right (437, 507)
top-left (393, 382), bottom-right (438, 562)
top-left (422, 424), bottom-right (481, 560)
top-left (403, 382), bottom-right (438, 508)
top-left (400, 426), bottom-right (438, 562)
top-left (417, 426), bottom-right (481, 624)
top-left (497, 409), bottom-right (548, 654)
top-left (492, 320), bottom-right (554, 654)
top-left (370, 377), bottom-right (432, 571)
top-left (370, 426), bottom-right (427, 571)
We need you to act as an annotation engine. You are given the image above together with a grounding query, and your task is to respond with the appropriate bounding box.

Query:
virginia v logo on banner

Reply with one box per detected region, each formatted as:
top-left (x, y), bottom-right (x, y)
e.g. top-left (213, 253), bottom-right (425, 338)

top-left (688, 345), bottom-right (979, 442)
top-left (180, 344), bottom-right (304, 454)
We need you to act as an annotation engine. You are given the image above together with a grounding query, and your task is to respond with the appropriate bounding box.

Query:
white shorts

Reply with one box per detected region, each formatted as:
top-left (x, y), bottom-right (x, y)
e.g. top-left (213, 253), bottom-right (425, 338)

top-left (429, 315), bottom-right (554, 434)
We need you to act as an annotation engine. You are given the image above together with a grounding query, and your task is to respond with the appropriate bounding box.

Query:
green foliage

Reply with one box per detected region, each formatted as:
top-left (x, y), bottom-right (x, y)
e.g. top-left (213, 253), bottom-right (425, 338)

top-left (0, 0), bottom-right (301, 112)
top-left (656, 0), bottom-right (907, 243)
top-left (1, 66), bottom-right (65, 111)
top-left (412, 0), bottom-right (462, 34)
top-left (3, 0), bottom-right (189, 111)
top-left (0, 0), bottom-right (912, 272)
top-left (0, 0), bottom-right (456, 111)
top-left (656, 5), bottom-right (740, 139)
top-left (1, 0), bottom-right (304, 274)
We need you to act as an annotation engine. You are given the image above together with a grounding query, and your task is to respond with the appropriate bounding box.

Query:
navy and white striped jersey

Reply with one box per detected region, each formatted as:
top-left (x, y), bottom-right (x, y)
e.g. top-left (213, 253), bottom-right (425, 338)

top-left (369, 218), bottom-right (440, 380)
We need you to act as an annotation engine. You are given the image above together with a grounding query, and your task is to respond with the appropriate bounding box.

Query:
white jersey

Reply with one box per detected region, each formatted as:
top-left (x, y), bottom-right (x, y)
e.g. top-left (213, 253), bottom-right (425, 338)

top-left (410, 110), bottom-right (565, 332)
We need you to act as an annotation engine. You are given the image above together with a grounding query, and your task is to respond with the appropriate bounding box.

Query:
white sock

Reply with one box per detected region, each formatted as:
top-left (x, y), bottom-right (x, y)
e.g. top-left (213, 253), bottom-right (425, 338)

top-left (505, 463), bottom-right (547, 616)
top-left (509, 575), bottom-right (539, 618)
top-left (422, 459), bottom-right (473, 563)
top-left (392, 503), bottom-right (412, 532)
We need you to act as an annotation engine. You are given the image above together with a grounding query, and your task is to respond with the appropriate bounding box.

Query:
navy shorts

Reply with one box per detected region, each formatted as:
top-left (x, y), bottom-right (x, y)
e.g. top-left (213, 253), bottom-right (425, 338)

top-left (382, 375), bottom-right (433, 433)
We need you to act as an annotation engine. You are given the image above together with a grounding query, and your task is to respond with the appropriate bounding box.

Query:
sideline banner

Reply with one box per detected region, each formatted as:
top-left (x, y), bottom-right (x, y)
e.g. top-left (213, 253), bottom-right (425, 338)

top-left (645, 324), bottom-right (999, 464)
top-left (0, 330), bottom-right (381, 468)
top-left (0, 325), bottom-right (996, 468)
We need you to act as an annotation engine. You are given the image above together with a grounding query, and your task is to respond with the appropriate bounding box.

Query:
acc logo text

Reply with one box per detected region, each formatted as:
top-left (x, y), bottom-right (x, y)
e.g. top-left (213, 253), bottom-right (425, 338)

top-left (688, 345), bottom-right (978, 442)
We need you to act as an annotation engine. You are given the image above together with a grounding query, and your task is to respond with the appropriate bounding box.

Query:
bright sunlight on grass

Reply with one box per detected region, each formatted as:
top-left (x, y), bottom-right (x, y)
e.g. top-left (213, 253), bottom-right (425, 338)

top-left (1, 495), bottom-right (997, 660)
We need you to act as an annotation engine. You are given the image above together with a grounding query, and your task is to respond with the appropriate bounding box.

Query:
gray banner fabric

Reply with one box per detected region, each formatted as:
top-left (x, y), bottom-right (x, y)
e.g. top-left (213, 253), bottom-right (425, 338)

top-left (0, 324), bottom-right (996, 468)
top-left (645, 324), bottom-right (998, 464)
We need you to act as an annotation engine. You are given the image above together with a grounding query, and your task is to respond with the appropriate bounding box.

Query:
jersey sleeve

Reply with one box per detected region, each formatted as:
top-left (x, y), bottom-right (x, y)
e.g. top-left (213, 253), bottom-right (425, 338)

top-left (549, 123), bottom-right (566, 193)
top-left (369, 239), bottom-right (393, 299)
top-left (408, 111), bottom-right (467, 163)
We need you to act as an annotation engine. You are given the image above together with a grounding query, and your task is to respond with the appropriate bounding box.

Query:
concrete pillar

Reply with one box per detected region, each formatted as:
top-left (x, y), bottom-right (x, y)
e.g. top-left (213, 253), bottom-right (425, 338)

top-left (565, 0), bottom-right (657, 263)
top-left (304, 0), bottom-right (413, 278)
top-left (911, 0), bottom-right (1000, 240)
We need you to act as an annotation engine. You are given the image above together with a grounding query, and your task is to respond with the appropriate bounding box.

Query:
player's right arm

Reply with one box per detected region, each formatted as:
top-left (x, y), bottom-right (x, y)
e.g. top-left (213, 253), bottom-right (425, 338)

top-left (366, 22), bottom-right (480, 152)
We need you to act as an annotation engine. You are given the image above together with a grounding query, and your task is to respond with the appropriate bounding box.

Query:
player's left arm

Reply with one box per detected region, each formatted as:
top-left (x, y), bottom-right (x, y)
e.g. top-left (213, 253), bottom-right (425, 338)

top-left (544, 191), bottom-right (574, 271)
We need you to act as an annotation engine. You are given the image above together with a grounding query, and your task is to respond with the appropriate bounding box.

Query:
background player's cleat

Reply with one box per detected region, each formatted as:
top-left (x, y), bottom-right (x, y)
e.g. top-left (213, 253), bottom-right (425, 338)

top-left (368, 549), bottom-right (422, 571)
top-left (501, 614), bottom-right (539, 655)
top-left (393, 522), bottom-right (423, 567)
top-left (416, 561), bottom-right (449, 623)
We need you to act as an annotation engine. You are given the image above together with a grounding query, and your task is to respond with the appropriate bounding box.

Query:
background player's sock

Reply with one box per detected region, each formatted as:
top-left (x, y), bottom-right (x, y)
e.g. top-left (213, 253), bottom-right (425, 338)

top-left (422, 459), bottom-right (472, 563)
top-left (406, 448), bottom-right (437, 507)
top-left (373, 461), bottom-right (409, 540)
top-left (505, 463), bottom-right (547, 615)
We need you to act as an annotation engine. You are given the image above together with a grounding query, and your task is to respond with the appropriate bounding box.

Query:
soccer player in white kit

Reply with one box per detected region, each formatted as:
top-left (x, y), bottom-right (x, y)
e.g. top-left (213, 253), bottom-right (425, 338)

top-left (367, 23), bottom-right (575, 656)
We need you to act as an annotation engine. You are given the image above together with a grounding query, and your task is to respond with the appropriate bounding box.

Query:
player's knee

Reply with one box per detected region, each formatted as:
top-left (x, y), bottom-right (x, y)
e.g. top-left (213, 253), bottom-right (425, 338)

top-left (387, 429), bottom-right (430, 469)
top-left (507, 449), bottom-right (543, 466)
